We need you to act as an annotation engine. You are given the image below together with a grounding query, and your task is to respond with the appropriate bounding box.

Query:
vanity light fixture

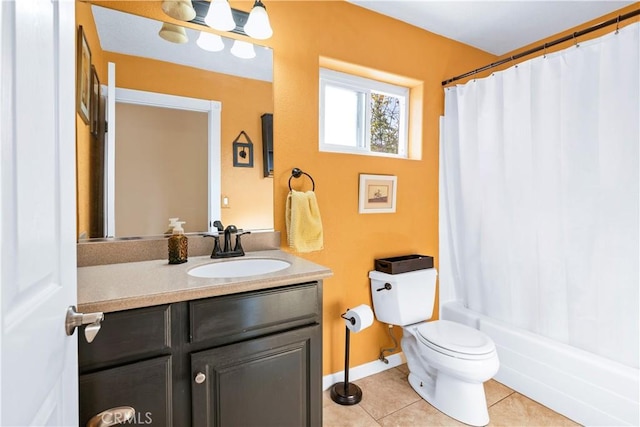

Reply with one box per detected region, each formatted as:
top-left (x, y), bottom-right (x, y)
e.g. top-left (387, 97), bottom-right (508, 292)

top-left (161, 1), bottom-right (270, 57)
top-left (161, 0), bottom-right (196, 21)
top-left (204, 0), bottom-right (236, 32)
top-left (158, 22), bottom-right (189, 44)
top-left (230, 40), bottom-right (256, 59)
top-left (243, 0), bottom-right (272, 40)
top-left (197, 31), bottom-right (224, 51)
top-left (190, 1), bottom-right (273, 40)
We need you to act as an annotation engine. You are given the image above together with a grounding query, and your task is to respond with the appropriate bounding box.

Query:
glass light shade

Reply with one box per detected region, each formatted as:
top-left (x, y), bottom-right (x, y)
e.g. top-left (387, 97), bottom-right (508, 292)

top-left (244, 1), bottom-right (272, 40)
top-left (158, 23), bottom-right (189, 44)
top-left (230, 40), bottom-right (256, 59)
top-left (204, 0), bottom-right (236, 32)
top-left (197, 31), bottom-right (224, 52)
top-left (161, 0), bottom-right (196, 21)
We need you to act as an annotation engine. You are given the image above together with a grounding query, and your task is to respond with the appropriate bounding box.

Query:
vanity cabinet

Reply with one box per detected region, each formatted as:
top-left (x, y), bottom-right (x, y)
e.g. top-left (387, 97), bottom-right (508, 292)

top-left (78, 281), bottom-right (322, 427)
top-left (191, 325), bottom-right (320, 426)
top-left (78, 304), bottom-right (175, 426)
top-left (189, 282), bottom-right (322, 426)
top-left (79, 356), bottom-right (173, 425)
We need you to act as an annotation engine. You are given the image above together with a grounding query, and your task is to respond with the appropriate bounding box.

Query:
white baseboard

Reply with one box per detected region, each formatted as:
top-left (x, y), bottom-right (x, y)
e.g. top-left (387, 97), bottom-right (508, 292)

top-left (322, 352), bottom-right (406, 391)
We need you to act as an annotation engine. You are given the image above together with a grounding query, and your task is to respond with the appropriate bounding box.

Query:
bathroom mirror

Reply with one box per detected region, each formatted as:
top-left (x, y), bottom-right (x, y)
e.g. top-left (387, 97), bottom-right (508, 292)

top-left (76, 2), bottom-right (274, 240)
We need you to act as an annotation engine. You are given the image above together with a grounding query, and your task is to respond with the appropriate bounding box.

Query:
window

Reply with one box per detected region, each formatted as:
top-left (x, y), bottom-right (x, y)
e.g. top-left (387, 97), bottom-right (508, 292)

top-left (319, 68), bottom-right (409, 158)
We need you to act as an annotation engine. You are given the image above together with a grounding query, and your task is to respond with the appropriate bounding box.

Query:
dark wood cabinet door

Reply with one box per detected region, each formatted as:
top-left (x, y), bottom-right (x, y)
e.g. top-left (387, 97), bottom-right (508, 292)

top-left (78, 304), bottom-right (172, 373)
top-left (191, 325), bottom-right (321, 427)
top-left (79, 356), bottom-right (173, 427)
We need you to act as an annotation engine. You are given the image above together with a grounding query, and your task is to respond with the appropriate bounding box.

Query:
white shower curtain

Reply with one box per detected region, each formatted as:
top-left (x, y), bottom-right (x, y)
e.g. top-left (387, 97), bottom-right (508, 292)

top-left (441, 23), bottom-right (639, 368)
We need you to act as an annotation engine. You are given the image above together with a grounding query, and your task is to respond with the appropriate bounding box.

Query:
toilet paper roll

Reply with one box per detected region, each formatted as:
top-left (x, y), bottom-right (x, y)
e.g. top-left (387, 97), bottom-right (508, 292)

top-left (344, 304), bottom-right (374, 333)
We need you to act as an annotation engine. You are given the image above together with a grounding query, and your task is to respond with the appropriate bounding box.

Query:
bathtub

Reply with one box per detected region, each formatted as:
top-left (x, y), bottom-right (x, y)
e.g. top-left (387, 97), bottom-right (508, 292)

top-left (441, 301), bottom-right (640, 426)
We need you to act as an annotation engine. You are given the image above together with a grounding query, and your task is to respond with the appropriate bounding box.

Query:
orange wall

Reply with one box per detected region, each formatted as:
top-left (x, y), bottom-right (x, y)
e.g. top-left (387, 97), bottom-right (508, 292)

top-left (76, 1), bottom-right (105, 238)
top-left (265, 1), bottom-right (496, 374)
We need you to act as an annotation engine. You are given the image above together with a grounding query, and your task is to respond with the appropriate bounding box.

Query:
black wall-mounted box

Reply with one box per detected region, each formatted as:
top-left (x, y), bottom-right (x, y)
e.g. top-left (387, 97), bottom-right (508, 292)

top-left (261, 113), bottom-right (273, 177)
top-left (374, 254), bottom-right (434, 275)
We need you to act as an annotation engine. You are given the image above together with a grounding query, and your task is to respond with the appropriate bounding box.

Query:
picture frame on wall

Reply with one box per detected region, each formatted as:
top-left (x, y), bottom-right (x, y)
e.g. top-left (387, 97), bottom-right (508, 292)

top-left (90, 65), bottom-right (100, 137)
top-left (358, 174), bottom-right (397, 214)
top-left (232, 131), bottom-right (255, 168)
top-left (76, 26), bottom-right (91, 125)
top-left (233, 142), bottom-right (254, 168)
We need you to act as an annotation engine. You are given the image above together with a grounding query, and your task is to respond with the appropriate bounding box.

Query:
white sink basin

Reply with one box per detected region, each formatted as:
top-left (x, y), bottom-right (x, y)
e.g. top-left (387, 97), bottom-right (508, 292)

top-left (188, 258), bottom-right (291, 278)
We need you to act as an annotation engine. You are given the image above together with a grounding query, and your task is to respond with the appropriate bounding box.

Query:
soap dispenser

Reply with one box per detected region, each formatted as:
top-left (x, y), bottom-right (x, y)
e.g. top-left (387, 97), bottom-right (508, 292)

top-left (165, 217), bottom-right (180, 235)
top-left (168, 221), bottom-right (188, 264)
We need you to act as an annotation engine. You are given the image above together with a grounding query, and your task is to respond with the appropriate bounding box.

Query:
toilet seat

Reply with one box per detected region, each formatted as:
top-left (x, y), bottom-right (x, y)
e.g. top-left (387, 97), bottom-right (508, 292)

top-left (416, 320), bottom-right (496, 360)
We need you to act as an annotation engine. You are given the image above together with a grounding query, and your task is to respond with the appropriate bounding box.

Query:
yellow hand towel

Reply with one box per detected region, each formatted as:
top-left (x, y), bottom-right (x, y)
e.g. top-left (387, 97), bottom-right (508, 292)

top-left (286, 190), bottom-right (324, 252)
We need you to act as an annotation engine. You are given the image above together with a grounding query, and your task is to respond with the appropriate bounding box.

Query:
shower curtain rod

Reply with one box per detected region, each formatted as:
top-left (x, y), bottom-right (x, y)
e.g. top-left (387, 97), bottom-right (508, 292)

top-left (442, 8), bottom-right (640, 86)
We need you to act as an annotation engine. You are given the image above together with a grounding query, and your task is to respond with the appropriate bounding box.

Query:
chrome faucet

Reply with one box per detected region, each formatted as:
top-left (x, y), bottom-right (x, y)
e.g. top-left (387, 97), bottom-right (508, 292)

top-left (205, 221), bottom-right (250, 258)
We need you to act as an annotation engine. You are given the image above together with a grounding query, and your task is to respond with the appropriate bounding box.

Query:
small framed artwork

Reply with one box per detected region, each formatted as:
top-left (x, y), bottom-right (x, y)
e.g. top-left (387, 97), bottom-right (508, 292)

top-left (359, 174), bottom-right (397, 214)
top-left (76, 25), bottom-right (91, 125)
top-left (232, 130), bottom-right (254, 168)
top-left (233, 141), bottom-right (254, 168)
top-left (90, 65), bottom-right (100, 137)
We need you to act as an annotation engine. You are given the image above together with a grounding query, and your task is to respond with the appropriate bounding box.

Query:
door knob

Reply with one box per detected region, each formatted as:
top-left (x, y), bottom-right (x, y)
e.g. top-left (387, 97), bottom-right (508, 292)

top-left (65, 305), bottom-right (104, 343)
top-left (86, 406), bottom-right (135, 427)
top-left (195, 372), bottom-right (206, 384)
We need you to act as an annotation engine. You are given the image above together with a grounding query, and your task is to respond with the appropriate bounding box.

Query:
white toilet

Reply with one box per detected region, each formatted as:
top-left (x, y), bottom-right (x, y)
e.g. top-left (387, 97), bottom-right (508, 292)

top-left (369, 268), bottom-right (499, 426)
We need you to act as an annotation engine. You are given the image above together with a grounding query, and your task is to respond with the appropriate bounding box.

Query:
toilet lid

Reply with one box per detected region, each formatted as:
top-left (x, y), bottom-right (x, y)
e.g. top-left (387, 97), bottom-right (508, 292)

top-left (416, 320), bottom-right (495, 358)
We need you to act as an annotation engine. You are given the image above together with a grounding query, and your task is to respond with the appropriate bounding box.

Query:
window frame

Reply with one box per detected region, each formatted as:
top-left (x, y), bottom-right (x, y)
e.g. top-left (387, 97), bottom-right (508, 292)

top-left (319, 68), bottom-right (409, 158)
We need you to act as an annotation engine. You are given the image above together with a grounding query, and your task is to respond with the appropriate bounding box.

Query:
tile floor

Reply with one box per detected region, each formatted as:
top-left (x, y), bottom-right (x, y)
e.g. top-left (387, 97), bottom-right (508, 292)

top-left (323, 364), bottom-right (580, 426)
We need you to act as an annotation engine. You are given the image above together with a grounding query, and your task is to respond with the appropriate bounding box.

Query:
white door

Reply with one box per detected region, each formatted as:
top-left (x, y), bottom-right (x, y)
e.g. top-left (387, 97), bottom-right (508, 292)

top-left (104, 70), bottom-right (222, 237)
top-left (1, 0), bottom-right (78, 425)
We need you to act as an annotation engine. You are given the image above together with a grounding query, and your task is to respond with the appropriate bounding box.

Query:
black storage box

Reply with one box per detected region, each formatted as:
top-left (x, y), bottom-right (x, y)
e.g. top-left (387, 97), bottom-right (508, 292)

top-left (374, 254), bottom-right (434, 275)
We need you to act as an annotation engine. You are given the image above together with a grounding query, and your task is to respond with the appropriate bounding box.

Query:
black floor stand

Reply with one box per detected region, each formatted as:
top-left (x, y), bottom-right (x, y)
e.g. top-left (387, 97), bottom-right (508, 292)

top-left (330, 325), bottom-right (363, 405)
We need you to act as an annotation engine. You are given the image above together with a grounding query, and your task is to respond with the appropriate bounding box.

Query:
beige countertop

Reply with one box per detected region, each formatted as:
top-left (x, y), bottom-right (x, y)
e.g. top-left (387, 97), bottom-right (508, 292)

top-left (77, 250), bottom-right (332, 313)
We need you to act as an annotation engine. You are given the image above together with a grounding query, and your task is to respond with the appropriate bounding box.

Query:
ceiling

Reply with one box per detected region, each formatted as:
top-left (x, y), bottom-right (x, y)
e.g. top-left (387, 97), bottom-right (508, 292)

top-left (92, 5), bottom-right (273, 82)
top-left (347, 1), bottom-right (635, 55)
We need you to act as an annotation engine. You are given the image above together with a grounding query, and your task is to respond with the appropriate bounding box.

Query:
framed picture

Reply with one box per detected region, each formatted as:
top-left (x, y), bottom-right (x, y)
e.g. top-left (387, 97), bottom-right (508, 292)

top-left (359, 174), bottom-right (397, 214)
top-left (90, 65), bottom-right (100, 137)
top-left (232, 131), bottom-right (254, 168)
top-left (233, 141), bottom-right (254, 168)
top-left (76, 26), bottom-right (91, 125)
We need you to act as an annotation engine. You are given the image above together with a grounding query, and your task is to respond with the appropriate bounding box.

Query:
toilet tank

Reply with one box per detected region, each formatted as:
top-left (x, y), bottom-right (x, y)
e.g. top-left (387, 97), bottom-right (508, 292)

top-left (369, 268), bottom-right (438, 326)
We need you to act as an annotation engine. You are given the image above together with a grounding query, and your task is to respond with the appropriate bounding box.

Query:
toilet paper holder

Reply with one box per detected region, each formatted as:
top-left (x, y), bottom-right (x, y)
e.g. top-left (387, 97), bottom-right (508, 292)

top-left (340, 312), bottom-right (356, 324)
top-left (331, 305), bottom-right (374, 406)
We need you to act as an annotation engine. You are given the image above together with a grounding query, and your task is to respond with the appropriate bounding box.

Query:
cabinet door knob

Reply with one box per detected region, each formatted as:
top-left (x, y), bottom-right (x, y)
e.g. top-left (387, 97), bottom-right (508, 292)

top-left (195, 372), bottom-right (206, 384)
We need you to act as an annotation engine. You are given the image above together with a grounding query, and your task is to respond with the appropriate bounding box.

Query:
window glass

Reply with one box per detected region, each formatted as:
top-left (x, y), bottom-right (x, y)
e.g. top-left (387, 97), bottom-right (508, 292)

top-left (370, 93), bottom-right (401, 154)
top-left (323, 85), bottom-right (361, 148)
top-left (319, 69), bottom-right (408, 158)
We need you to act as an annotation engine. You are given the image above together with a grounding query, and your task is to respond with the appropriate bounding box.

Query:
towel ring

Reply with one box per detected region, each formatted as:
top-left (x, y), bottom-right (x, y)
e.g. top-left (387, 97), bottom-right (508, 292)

top-left (288, 168), bottom-right (315, 191)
